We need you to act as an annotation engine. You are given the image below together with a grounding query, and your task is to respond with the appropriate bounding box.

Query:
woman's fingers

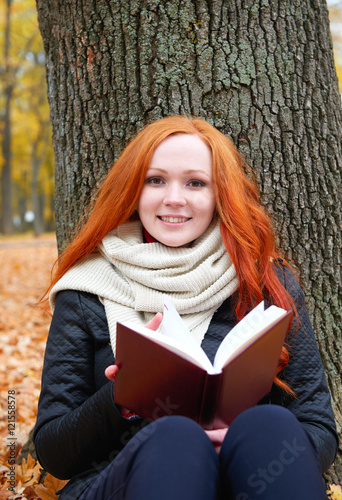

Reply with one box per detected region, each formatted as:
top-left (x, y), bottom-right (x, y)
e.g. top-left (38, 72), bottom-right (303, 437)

top-left (145, 312), bottom-right (163, 331)
top-left (105, 364), bottom-right (120, 381)
top-left (204, 428), bottom-right (229, 454)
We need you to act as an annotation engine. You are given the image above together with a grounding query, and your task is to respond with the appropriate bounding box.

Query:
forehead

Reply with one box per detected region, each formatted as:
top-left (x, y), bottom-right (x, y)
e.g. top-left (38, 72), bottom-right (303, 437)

top-left (155, 133), bottom-right (208, 151)
top-left (149, 134), bottom-right (212, 170)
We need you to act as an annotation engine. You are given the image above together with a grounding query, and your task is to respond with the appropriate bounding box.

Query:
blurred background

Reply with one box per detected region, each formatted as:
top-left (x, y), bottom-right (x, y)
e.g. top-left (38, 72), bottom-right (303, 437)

top-left (1, 0), bottom-right (54, 237)
top-left (0, 0), bottom-right (341, 237)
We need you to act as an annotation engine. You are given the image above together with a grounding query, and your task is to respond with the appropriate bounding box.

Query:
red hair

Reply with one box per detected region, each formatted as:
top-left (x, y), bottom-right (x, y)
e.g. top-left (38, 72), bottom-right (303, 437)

top-left (45, 115), bottom-right (296, 395)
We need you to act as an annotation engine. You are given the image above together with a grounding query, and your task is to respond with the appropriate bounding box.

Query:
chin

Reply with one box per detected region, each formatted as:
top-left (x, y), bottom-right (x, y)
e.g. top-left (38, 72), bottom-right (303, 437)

top-left (159, 238), bottom-right (192, 248)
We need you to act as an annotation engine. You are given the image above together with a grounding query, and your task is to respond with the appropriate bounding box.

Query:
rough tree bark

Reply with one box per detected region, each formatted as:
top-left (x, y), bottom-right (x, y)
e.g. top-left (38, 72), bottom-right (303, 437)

top-left (36, 0), bottom-right (342, 483)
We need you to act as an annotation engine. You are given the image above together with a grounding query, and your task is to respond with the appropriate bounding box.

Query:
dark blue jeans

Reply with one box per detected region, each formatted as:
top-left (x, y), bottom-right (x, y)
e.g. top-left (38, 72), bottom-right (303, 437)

top-left (79, 406), bottom-right (328, 500)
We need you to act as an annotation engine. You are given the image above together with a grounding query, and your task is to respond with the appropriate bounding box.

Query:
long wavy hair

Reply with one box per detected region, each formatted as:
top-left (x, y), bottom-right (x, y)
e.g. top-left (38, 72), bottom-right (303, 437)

top-left (45, 115), bottom-right (296, 394)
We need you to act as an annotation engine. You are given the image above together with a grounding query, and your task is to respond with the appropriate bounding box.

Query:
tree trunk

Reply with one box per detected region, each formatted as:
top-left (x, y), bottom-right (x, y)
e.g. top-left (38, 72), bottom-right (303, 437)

top-left (32, 139), bottom-right (45, 237)
top-left (16, 171), bottom-right (28, 232)
top-left (36, 0), bottom-right (342, 482)
top-left (1, 0), bottom-right (13, 235)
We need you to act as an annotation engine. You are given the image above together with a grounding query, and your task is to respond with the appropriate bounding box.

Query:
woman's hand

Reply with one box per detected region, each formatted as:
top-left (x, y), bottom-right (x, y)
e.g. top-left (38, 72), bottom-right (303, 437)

top-left (204, 427), bottom-right (229, 454)
top-left (105, 312), bottom-right (163, 381)
top-left (144, 312), bottom-right (163, 331)
top-left (104, 364), bottom-right (120, 381)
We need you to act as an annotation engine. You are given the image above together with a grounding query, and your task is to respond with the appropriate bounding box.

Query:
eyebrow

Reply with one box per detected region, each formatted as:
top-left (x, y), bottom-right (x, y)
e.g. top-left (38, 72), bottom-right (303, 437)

top-left (147, 168), bottom-right (211, 178)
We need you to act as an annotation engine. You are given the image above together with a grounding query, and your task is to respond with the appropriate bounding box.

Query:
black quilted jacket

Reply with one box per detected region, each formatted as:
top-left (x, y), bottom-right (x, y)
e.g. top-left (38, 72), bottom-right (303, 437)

top-left (33, 263), bottom-right (338, 499)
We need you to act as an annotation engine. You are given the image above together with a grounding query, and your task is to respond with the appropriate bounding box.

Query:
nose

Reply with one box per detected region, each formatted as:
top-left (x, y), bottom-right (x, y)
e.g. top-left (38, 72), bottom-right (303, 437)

top-left (163, 183), bottom-right (186, 207)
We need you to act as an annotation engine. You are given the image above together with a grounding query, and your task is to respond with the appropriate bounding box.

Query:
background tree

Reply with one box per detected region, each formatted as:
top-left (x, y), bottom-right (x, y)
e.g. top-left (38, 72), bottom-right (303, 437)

top-left (36, 0), bottom-right (342, 483)
top-left (1, 0), bottom-right (14, 234)
top-left (329, 1), bottom-right (342, 92)
top-left (0, 0), bottom-right (54, 235)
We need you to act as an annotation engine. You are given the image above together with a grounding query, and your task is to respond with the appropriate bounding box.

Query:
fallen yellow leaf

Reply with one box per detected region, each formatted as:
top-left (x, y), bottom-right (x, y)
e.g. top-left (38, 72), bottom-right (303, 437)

top-left (34, 473), bottom-right (68, 500)
top-left (0, 491), bottom-right (13, 499)
top-left (328, 484), bottom-right (342, 500)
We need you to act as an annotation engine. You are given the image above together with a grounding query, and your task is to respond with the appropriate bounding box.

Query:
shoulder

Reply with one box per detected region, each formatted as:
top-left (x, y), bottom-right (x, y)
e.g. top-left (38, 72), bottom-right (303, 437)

top-left (55, 290), bottom-right (105, 313)
top-left (53, 290), bottom-right (108, 334)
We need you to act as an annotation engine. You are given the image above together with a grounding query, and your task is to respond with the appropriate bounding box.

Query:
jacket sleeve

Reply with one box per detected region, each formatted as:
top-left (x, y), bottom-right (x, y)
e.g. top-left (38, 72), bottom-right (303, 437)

top-left (33, 290), bottom-right (144, 480)
top-left (274, 263), bottom-right (338, 472)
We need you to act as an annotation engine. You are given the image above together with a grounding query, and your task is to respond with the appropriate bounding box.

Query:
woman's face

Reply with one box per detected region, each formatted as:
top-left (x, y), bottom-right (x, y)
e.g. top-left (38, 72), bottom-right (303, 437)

top-left (138, 134), bottom-right (216, 247)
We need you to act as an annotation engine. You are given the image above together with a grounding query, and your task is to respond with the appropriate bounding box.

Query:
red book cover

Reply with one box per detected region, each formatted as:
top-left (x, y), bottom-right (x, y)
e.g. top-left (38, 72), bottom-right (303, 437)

top-left (114, 300), bottom-right (292, 429)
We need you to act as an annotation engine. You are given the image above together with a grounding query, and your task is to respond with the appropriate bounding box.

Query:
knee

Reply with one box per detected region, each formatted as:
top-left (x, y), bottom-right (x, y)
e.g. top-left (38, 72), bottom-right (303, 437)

top-left (220, 405), bottom-right (306, 462)
top-left (230, 405), bottom-right (300, 435)
top-left (137, 416), bottom-right (216, 458)
top-left (146, 415), bottom-right (208, 444)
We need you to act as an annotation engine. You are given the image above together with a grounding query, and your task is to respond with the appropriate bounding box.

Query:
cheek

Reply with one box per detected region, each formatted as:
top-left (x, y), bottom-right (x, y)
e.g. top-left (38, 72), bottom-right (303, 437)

top-left (137, 189), bottom-right (159, 220)
top-left (197, 193), bottom-right (216, 217)
top-left (137, 189), bottom-right (149, 213)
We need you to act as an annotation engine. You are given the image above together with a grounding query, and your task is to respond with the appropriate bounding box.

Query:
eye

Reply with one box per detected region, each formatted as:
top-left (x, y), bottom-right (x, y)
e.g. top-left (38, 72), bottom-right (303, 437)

top-left (146, 177), bottom-right (164, 185)
top-left (188, 179), bottom-right (205, 188)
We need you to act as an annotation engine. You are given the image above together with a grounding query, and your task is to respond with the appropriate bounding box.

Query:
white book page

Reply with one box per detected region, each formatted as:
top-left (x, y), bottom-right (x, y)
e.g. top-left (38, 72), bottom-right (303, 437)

top-left (213, 302), bottom-right (287, 371)
top-left (161, 296), bottom-right (215, 373)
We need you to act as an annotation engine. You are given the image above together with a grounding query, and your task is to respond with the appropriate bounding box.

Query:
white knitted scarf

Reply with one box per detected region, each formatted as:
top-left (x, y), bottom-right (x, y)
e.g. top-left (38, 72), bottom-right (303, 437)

top-left (50, 218), bottom-right (239, 355)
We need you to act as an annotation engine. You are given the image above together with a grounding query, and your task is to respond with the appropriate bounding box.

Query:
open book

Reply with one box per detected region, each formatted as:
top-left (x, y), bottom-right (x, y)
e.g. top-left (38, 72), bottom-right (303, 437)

top-left (114, 297), bottom-right (292, 429)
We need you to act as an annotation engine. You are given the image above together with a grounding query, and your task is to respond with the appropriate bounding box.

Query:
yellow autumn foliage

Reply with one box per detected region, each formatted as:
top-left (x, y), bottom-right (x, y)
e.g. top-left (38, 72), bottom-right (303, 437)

top-left (0, 0), bottom-right (54, 232)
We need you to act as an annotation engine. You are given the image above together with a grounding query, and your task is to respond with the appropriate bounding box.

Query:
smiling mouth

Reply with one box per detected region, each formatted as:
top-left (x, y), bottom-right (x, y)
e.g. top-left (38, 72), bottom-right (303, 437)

top-left (158, 216), bottom-right (191, 223)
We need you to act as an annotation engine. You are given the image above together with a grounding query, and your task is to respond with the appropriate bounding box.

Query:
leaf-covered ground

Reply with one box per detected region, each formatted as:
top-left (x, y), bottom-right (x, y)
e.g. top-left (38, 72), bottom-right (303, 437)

top-left (0, 234), bottom-right (340, 499)
top-left (0, 234), bottom-right (67, 498)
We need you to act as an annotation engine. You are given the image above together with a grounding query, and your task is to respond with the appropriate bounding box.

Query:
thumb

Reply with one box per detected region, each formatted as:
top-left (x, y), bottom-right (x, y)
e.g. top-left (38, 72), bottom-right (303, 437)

top-left (105, 364), bottom-right (120, 381)
top-left (145, 312), bottom-right (163, 331)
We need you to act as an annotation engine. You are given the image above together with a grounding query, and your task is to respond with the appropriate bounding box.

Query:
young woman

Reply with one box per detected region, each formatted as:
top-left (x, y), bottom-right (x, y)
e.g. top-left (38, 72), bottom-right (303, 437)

top-left (34, 116), bottom-right (337, 500)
